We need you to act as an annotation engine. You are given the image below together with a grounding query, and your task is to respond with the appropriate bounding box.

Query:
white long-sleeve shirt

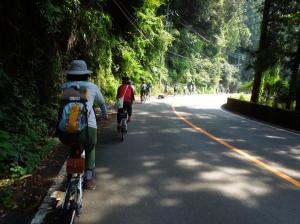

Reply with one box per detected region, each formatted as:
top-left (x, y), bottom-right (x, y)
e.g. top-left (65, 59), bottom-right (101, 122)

top-left (62, 81), bottom-right (107, 129)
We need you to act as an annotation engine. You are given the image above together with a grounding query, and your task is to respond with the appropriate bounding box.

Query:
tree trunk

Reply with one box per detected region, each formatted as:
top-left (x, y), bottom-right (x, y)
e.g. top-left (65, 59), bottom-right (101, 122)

top-left (250, 0), bottom-right (271, 103)
top-left (295, 36), bottom-right (300, 111)
top-left (286, 35), bottom-right (300, 110)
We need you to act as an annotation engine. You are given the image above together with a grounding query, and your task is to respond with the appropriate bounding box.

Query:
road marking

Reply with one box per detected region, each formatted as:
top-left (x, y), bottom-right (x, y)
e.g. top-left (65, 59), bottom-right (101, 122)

top-left (172, 105), bottom-right (300, 188)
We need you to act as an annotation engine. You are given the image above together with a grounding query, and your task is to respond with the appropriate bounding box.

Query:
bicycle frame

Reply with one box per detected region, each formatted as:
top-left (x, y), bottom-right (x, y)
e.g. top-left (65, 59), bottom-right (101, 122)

top-left (61, 145), bottom-right (85, 223)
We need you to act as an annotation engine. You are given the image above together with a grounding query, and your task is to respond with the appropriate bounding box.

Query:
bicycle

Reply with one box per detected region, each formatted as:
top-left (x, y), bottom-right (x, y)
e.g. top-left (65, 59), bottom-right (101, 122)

top-left (145, 89), bottom-right (151, 101)
top-left (119, 109), bottom-right (128, 141)
top-left (141, 92), bottom-right (146, 104)
top-left (60, 144), bottom-right (85, 224)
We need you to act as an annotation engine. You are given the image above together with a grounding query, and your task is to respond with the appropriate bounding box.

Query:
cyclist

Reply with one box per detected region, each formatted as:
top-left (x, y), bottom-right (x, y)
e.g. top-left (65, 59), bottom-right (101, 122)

top-left (117, 76), bottom-right (134, 129)
top-left (146, 82), bottom-right (152, 98)
top-left (183, 84), bottom-right (187, 95)
top-left (174, 83), bottom-right (178, 95)
top-left (188, 82), bottom-right (193, 95)
top-left (128, 79), bottom-right (135, 94)
top-left (164, 83), bottom-right (169, 95)
top-left (140, 80), bottom-right (147, 102)
top-left (59, 60), bottom-right (108, 190)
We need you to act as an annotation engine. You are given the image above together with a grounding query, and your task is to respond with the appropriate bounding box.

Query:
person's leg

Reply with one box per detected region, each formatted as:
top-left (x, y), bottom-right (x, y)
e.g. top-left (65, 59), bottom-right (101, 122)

top-left (124, 102), bottom-right (132, 121)
top-left (85, 127), bottom-right (97, 169)
top-left (79, 127), bottom-right (97, 189)
top-left (117, 109), bottom-right (122, 128)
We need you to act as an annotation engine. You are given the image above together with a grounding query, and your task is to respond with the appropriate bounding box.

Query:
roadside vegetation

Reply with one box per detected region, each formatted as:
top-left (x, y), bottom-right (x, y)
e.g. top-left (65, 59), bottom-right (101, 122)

top-left (0, 0), bottom-right (299, 208)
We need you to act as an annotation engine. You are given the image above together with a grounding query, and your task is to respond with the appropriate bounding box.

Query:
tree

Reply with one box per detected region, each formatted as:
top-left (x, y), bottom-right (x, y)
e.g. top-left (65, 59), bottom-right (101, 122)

top-left (251, 0), bottom-right (271, 103)
top-left (293, 37), bottom-right (300, 111)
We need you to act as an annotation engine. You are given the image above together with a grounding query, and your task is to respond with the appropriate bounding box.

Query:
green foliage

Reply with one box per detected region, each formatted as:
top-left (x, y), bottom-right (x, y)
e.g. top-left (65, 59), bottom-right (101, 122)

top-left (239, 80), bottom-right (253, 92)
top-left (259, 64), bottom-right (289, 108)
top-left (239, 92), bottom-right (251, 101)
top-left (0, 68), bottom-right (58, 177)
top-left (0, 184), bottom-right (14, 209)
top-left (97, 72), bottom-right (118, 103)
top-left (165, 0), bottom-right (252, 93)
top-left (10, 165), bottom-right (27, 179)
top-left (0, 131), bottom-right (16, 171)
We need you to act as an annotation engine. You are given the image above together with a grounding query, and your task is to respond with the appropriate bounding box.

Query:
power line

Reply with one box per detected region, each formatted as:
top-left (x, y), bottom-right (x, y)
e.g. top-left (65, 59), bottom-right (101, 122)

top-left (171, 13), bottom-right (250, 61)
top-left (112, 0), bottom-right (249, 65)
top-left (112, 0), bottom-right (209, 62)
top-left (116, 0), bottom-right (139, 24)
top-left (230, 2), bottom-right (264, 20)
top-left (112, 0), bottom-right (148, 41)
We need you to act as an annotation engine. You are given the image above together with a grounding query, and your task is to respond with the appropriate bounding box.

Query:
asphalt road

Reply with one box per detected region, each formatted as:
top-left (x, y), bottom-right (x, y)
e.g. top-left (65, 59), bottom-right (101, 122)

top-left (60, 94), bottom-right (300, 224)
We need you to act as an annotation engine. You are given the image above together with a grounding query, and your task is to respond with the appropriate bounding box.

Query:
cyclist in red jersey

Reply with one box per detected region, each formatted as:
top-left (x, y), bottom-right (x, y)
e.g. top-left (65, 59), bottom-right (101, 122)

top-left (116, 77), bottom-right (134, 129)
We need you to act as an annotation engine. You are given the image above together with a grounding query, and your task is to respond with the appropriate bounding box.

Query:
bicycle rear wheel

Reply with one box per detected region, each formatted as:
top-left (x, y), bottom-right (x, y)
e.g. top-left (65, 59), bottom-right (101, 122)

top-left (121, 129), bottom-right (124, 141)
top-left (62, 181), bottom-right (80, 224)
top-left (141, 94), bottom-right (146, 103)
top-left (121, 119), bottom-right (126, 141)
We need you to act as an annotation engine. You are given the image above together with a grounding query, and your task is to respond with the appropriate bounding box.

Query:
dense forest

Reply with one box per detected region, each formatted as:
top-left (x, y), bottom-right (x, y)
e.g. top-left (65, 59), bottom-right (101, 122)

top-left (0, 0), bottom-right (299, 207)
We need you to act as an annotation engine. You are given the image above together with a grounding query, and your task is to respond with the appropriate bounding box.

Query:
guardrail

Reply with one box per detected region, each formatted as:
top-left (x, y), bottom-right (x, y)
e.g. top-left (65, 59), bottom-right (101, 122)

top-left (223, 98), bottom-right (300, 131)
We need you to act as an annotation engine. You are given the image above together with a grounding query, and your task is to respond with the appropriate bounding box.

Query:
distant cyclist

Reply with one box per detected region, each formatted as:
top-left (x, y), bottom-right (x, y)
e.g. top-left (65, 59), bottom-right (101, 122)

top-left (174, 83), bottom-right (178, 95)
top-left (128, 80), bottom-right (135, 94)
top-left (188, 82), bottom-right (193, 95)
top-left (140, 80), bottom-right (147, 102)
top-left (183, 84), bottom-right (187, 95)
top-left (146, 82), bottom-right (152, 98)
top-left (116, 76), bottom-right (134, 129)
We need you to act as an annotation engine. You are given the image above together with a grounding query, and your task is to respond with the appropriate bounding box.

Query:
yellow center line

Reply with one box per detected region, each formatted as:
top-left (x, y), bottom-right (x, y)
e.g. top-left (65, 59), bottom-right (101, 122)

top-left (172, 105), bottom-right (300, 188)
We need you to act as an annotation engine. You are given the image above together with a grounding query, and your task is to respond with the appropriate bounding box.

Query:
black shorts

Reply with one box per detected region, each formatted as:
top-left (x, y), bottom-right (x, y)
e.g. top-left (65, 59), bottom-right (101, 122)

top-left (117, 102), bottom-right (132, 123)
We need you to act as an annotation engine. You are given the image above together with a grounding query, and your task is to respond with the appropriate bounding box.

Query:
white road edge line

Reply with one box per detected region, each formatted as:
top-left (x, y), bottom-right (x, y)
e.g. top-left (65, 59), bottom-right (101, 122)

top-left (30, 161), bottom-right (67, 224)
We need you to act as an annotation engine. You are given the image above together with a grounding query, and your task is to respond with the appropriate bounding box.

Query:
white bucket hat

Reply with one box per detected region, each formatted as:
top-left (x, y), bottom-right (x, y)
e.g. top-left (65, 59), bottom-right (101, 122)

top-left (66, 60), bottom-right (92, 75)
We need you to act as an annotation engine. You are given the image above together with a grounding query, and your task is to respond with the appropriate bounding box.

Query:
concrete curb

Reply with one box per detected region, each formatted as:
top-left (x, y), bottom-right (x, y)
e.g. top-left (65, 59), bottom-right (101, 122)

top-left (30, 162), bottom-right (66, 224)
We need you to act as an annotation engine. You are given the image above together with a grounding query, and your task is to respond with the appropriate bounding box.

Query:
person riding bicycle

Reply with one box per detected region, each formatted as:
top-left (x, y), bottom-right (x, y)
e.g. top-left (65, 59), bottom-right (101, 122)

top-left (140, 80), bottom-right (147, 102)
top-left (183, 84), bottom-right (187, 95)
top-left (59, 60), bottom-right (108, 190)
top-left (128, 79), bottom-right (135, 94)
top-left (146, 82), bottom-right (152, 98)
top-left (117, 76), bottom-right (134, 129)
top-left (174, 83), bottom-right (179, 95)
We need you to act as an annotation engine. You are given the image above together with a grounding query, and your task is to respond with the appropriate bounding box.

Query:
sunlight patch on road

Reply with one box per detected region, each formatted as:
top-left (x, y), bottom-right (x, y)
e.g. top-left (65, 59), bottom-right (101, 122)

top-left (130, 130), bottom-right (148, 135)
top-left (172, 105), bottom-right (300, 189)
top-left (147, 114), bottom-right (162, 118)
top-left (165, 166), bottom-right (270, 207)
top-left (263, 161), bottom-right (300, 179)
top-left (93, 169), bottom-right (152, 213)
top-left (160, 198), bottom-right (181, 207)
top-left (265, 135), bottom-right (286, 140)
top-left (228, 126), bottom-right (242, 129)
top-left (220, 138), bottom-right (247, 143)
top-left (158, 129), bottom-right (183, 134)
top-left (195, 114), bottom-right (215, 119)
top-left (143, 161), bottom-right (158, 167)
top-left (176, 158), bottom-right (204, 168)
top-left (200, 167), bottom-right (251, 180)
top-left (136, 111), bottom-right (151, 115)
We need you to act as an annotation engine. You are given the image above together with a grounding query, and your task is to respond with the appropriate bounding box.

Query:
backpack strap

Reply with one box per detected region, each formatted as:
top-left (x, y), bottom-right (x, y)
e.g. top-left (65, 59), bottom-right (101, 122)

top-left (120, 85), bottom-right (129, 98)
